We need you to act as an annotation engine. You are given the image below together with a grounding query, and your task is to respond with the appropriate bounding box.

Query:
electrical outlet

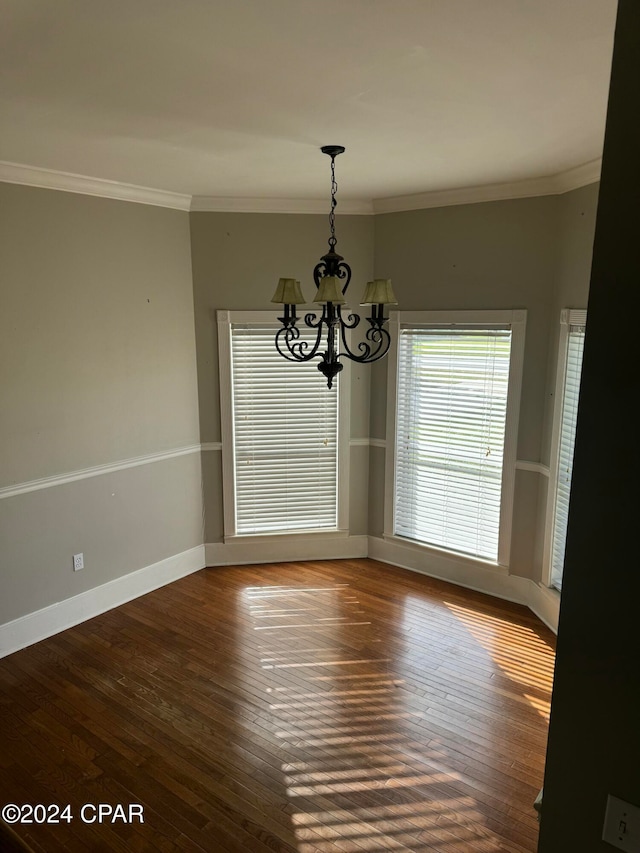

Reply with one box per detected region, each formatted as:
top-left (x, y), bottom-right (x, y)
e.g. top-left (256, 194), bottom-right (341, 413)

top-left (73, 553), bottom-right (84, 571)
top-left (603, 795), bottom-right (640, 851)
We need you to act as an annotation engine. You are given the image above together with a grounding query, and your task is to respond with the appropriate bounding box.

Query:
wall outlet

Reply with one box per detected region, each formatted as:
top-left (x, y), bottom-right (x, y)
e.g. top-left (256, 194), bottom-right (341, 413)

top-left (603, 794), bottom-right (640, 851)
top-left (73, 553), bottom-right (84, 571)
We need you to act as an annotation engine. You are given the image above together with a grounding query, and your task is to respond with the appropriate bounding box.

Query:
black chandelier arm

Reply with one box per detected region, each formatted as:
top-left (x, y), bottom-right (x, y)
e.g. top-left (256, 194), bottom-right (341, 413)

top-left (337, 261), bottom-right (351, 295)
top-left (338, 308), bottom-right (361, 331)
top-left (303, 310), bottom-right (324, 329)
top-left (274, 311), bottom-right (325, 362)
top-left (338, 316), bottom-right (392, 364)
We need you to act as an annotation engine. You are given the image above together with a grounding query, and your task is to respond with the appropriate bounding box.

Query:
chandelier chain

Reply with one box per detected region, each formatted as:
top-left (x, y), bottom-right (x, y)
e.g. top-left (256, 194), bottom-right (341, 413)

top-left (272, 145), bottom-right (395, 388)
top-left (328, 155), bottom-right (338, 252)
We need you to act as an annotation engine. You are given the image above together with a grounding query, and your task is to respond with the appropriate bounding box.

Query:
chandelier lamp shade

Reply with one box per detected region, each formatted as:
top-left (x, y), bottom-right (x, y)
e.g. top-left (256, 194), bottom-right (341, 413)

top-left (270, 145), bottom-right (397, 388)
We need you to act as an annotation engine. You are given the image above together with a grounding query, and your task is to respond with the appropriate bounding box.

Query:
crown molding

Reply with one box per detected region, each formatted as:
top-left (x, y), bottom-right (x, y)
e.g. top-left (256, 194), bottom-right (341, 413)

top-left (0, 161), bottom-right (191, 211)
top-left (551, 158), bottom-right (602, 193)
top-left (190, 195), bottom-right (373, 214)
top-left (0, 158), bottom-right (601, 214)
top-left (372, 158), bottom-right (602, 214)
top-left (373, 176), bottom-right (556, 213)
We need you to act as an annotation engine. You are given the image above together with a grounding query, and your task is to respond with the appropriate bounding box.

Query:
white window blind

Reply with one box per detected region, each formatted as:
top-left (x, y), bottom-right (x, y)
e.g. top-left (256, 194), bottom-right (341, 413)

top-left (230, 325), bottom-right (338, 534)
top-left (550, 321), bottom-right (586, 590)
top-left (394, 327), bottom-right (512, 562)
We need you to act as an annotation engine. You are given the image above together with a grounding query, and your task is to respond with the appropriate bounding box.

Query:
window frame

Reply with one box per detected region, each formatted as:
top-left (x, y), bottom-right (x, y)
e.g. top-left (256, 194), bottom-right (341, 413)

top-left (383, 309), bottom-right (527, 568)
top-left (543, 308), bottom-right (587, 590)
top-left (217, 309), bottom-right (350, 541)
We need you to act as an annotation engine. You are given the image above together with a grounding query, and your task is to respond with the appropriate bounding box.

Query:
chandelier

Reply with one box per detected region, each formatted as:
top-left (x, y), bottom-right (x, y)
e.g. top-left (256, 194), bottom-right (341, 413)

top-left (271, 145), bottom-right (397, 388)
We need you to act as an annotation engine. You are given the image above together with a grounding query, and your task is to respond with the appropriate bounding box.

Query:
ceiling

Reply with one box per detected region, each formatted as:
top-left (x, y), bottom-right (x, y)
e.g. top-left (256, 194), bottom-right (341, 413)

top-left (0, 0), bottom-right (617, 206)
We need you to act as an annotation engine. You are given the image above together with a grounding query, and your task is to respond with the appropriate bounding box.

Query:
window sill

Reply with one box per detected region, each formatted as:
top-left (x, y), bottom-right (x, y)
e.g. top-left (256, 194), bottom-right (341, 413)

top-left (381, 533), bottom-right (510, 574)
top-left (224, 529), bottom-right (349, 545)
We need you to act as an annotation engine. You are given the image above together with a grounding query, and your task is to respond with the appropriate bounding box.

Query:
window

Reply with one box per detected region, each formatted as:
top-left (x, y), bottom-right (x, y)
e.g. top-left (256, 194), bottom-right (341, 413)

top-left (545, 309), bottom-right (587, 590)
top-left (217, 311), bottom-right (348, 537)
top-left (385, 311), bottom-right (526, 566)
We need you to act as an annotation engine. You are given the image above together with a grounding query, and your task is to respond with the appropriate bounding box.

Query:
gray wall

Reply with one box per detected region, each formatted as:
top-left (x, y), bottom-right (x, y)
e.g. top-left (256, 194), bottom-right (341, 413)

top-left (0, 183), bottom-right (202, 624)
top-left (371, 188), bottom-right (598, 581)
top-left (533, 183), bottom-right (599, 577)
top-left (373, 196), bottom-right (561, 578)
top-left (541, 182), bottom-right (599, 463)
top-left (189, 211), bottom-right (374, 541)
top-left (0, 177), bottom-right (599, 628)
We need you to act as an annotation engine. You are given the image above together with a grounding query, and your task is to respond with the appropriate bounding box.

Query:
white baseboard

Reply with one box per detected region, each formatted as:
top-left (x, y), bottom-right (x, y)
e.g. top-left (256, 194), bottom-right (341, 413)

top-left (0, 545), bottom-right (206, 659)
top-left (526, 582), bottom-right (560, 633)
top-left (368, 536), bottom-right (559, 633)
top-left (1, 536), bottom-right (558, 660)
top-left (205, 534), bottom-right (368, 567)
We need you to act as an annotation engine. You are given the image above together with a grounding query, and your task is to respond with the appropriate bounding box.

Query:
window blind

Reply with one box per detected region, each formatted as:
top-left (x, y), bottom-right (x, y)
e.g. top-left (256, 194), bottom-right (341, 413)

top-left (230, 325), bottom-right (338, 534)
top-left (550, 322), bottom-right (586, 590)
top-left (394, 327), bottom-right (512, 561)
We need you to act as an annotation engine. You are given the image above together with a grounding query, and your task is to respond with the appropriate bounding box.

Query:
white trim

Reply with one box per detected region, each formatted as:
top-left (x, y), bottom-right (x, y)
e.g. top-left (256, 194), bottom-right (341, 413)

top-left (516, 460), bottom-right (551, 477)
top-left (0, 444), bottom-right (202, 500)
top-left (0, 546), bottom-right (206, 659)
top-left (528, 583), bottom-right (561, 634)
top-left (0, 161), bottom-right (191, 211)
top-left (368, 536), bottom-right (559, 633)
top-left (217, 310), bottom-right (237, 537)
top-left (223, 530), bottom-right (349, 544)
top-left (201, 442), bottom-right (223, 452)
top-left (0, 535), bottom-right (558, 659)
top-left (390, 308), bottom-right (522, 326)
top-left (552, 160), bottom-right (602, 194)
top-left (1, 159), bottom-right (600, 214)
top-left (337, 348), bottom-right (352, 531)
top-left (191, 196), bottom-right (373, 215)
top-left (374, 177), bottom-right (557, 214)
top-left (542, 308), bottom-right (587, 587)
top-left (348, 438), bottom-right (385, 449)
top-left (372, 159), bottom-right (602, 214)
top-left (370, 535), bottom-right (526, 602)
top-left (217, 309), bottom-right (349, 537)
top-left (383, 312), bottom-right (401, 538)
top-left (205, 534), bottom-right (368, 567)
top-left (499, 309), bottom-right (526, 566)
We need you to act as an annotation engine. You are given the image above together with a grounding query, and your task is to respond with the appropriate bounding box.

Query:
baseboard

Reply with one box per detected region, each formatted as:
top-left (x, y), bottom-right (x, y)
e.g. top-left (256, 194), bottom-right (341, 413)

top-left (368, 536), bottom-right (559, 633)
top-left (205, 534), bottom-right (368, 567)
top-left (0, 536), bottom-right (558, 660)
top-left (526, 582), bottom-right (560, 633)
top-left (0, 545), bottom-right (206, 659)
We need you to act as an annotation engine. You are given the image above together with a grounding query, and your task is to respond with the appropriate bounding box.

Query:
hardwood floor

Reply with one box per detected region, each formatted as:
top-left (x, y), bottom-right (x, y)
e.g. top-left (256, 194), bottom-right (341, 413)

top-left (0, 559), bottom-right (555, 852)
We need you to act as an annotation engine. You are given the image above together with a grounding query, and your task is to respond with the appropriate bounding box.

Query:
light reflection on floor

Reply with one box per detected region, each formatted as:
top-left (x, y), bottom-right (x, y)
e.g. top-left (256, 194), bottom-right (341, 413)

top-left (442, 600), bottom-right (555, 720)
top-left (245, 581), bottom-right (550, 852)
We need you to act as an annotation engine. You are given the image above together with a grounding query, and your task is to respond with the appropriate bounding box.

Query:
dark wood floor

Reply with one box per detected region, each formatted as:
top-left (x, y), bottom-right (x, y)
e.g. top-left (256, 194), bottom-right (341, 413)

top-left (0, 559), bottom-right (555, 852)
